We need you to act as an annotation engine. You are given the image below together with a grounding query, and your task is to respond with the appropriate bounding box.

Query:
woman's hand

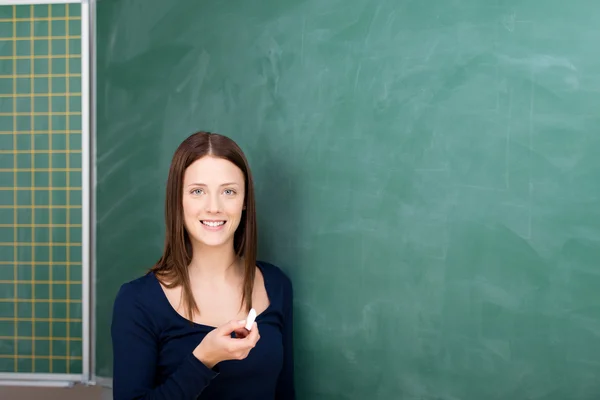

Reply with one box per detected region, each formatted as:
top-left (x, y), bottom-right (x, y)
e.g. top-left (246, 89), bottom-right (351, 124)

top-left (193, 319), bottom-right (260, 369)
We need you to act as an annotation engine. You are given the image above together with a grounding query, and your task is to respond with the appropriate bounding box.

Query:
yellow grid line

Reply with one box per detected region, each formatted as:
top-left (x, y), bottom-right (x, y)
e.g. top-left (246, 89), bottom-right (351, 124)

top-left (0, 242), bottom-right (81, 246)
top-left (48, 8), bottom-right (53, 366)
top-left (0, 205), bottom-right (81, 209)
top-left (0, 355), bottom-right (83, 360)
top-left (0, 36), bottom-right (81, 41)
top-left (0, 299), bottom-right (82, 303)
top-left (0, 187), bottom-right (82, 190)
top-left (0, 149), bottom-right (82, 154)
top-left (65, 4), bottom-right (71, 371)
top-left (0, 17), bottom-right (81, 22)
top-left (0, 336), bottom-right (82, 341)
top-left (0, 73), bottom-right (81, 78)
top-left (0, 168), bottom-right (81, 171)
top-left (0, 317), bottom-right (80, 322)
top-left (29, 5), bottom-right (36, 371)
top-left (0, 224), bottom-right (82, 227)
top-left (48, 9), bottom-right (53, 367)
top-left (0, 261), bottom-right (81, 265)
top-left (12, 4), bottom-right (17, 372)
top-left (0, 112), bottom-right (82, 115)
top-left (0, 55), bottom-right (80, 60)
top-left (0, 93), bottom-right (82, 98)
top-left (0, 281), bottom-right (82, 284)
top-left (0, 130), bottom-right (82, 134)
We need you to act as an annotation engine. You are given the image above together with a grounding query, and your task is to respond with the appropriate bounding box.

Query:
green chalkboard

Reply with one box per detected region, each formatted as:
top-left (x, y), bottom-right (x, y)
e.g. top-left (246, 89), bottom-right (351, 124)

top-left (0, 3), bottom-right (84, 376)
top-left (96, 1), bottom-right (600, 398)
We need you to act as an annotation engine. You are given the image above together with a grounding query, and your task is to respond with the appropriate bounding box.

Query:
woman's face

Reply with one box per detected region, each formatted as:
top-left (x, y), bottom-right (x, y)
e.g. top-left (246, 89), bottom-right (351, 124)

top-left (182, 156), bottom-right (246, 250)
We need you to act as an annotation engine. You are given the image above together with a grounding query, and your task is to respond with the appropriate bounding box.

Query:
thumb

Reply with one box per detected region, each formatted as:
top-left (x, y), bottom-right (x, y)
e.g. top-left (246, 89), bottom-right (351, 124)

top-left (218, 319), bottom-right (246, 335)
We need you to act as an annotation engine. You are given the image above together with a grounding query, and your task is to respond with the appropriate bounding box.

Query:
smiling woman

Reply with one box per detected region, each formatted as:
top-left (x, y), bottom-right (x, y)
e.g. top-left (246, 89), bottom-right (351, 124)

top-left (109, 132), bottom-right (295, 400)
top-left (183, 156), bottom-right (246, 250)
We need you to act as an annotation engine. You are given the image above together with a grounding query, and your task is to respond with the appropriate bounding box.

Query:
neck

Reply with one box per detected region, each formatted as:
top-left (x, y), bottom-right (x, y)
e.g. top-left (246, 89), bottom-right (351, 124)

top-left (188, 241), bottom-right (242, 283)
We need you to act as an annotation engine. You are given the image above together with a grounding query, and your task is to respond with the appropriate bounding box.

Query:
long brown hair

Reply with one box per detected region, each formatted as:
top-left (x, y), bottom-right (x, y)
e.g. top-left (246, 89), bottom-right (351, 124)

top-left (149, 131), bottom-right (257, 321)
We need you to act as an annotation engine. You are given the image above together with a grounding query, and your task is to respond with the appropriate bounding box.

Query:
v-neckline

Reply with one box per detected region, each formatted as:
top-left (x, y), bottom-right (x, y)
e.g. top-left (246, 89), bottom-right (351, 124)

top-left (151, 261), bottom-right (273, 329)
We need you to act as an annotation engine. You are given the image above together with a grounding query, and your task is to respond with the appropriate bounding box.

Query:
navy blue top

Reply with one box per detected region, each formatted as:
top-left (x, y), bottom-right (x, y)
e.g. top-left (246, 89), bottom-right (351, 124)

top-left (110, 261), bottom-right (295, 399)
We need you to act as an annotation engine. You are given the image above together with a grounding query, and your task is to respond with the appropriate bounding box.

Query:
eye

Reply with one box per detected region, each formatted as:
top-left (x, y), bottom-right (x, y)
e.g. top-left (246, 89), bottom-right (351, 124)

top-left (191, 188), bottom-right (204, 195)
top-left (223, 189), bottom-right (236, 196)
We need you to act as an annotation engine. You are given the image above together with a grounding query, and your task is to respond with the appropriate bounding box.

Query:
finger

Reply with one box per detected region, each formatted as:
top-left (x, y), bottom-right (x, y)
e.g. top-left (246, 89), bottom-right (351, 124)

top-left (233, 322), bottom-right (257, 339)
top-left (245, 322), bottom-right (260, 344)
top-left (225, 336), bottom-right (254, 356)
top-left (228, 324), bottom-right (259, 351)
top-left (218, 319), bottom-right (246, 335)
top-left (233, 328), bottom-right (249, 339)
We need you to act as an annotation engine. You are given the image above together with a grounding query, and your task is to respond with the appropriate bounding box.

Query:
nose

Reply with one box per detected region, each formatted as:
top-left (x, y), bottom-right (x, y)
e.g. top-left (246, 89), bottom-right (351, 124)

top-left (205, 192), bottom-right (222, 213)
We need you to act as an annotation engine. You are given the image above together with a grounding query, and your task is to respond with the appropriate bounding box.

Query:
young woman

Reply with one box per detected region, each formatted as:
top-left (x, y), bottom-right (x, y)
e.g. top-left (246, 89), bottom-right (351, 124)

top-left (110, 132), bottom-right (295, 399)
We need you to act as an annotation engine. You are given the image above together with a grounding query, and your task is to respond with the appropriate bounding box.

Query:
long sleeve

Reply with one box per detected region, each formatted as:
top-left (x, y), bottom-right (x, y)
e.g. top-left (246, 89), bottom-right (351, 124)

top-left (276, 274), bottom-right (296, 399)
top-left (111, 282), bottom-right (218, 400)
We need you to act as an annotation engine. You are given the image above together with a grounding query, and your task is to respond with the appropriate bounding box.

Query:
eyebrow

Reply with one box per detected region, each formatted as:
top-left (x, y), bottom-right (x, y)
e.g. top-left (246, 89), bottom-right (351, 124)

top-left (186, 182), bottom-right (241, 187)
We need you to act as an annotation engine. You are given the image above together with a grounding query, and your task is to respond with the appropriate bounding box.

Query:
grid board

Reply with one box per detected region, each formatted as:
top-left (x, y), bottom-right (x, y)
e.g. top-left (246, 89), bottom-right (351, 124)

top-left (0, 3), bottom-right (83, 375)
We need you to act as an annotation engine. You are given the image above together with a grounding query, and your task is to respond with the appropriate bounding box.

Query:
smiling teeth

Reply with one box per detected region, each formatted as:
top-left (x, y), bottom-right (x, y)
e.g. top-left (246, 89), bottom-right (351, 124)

top-left (202, 221), bottom-right (225, 227)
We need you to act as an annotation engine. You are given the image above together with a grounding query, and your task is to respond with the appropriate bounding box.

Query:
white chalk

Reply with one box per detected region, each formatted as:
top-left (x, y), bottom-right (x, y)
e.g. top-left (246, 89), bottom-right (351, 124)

top-left (245, 308), bottom-right (257, 331)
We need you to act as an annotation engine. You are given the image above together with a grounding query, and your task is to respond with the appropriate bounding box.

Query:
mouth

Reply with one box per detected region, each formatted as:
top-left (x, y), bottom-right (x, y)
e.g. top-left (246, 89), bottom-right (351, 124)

top-left (201, 220), bottom-right (226, 228)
